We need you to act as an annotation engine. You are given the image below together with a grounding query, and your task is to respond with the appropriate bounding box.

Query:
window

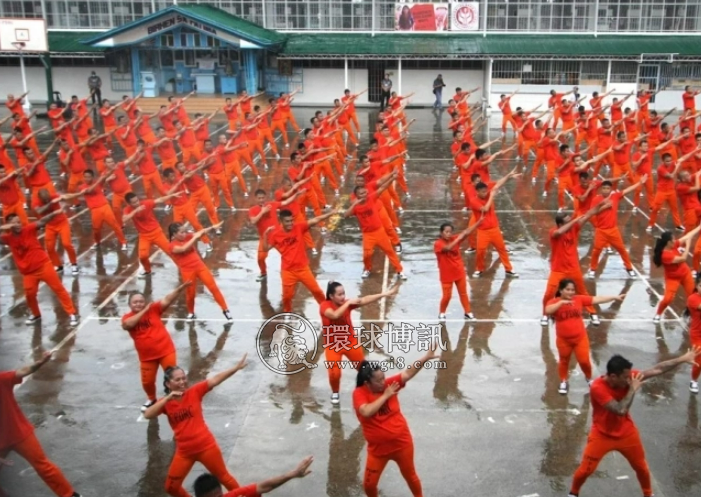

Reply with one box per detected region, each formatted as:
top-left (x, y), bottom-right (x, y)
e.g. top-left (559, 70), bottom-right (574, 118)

top-left (184, 51), bottom-right (195, 67)
top-left (610, 61), bottom-right (638, 83)
top-left (161, 50), bottom-right (174, 67)
top-left (493, 60), bottom-right (580, 85)
top-left (161, 34), bottom-right (174, 47)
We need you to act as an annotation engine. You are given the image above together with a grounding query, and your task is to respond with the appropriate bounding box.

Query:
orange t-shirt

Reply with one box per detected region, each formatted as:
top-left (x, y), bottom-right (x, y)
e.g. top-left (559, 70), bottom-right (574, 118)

top-left (267, 223), bottom-right (310, 271)
top-left (592, 191), bottom-right (622, 230)
top-left (676, 182), bottom-right (701, 212)
top-left (683, 92), bottom-right (697, 112)
top-left (82, 183), bottom-right (109, 209)
top-left (687, 292), bottom-right (701, 342)
top-left (661, 240), bottom-right (691, 280)
top-left (274, 189), bottom-right (302, 217)
top-left (434, 236), bottom-right (466, 283)
top-left (352, 193), bottom-right (383, 233)
top-left (31, 194), bottom-right (68, 227)
top-left (0, 371), bottom-right (35, 451)
top-left (162, 381), bottom-right (217, 456)
top-left (26, 161), bottom-right (52, 187)
top-left (169, 234), bottom-right (206, 272)
top-left (124, 200), bottom-right (160, 234)
top-left (249, 202), bottom-right (281, 237)
top-left (108, 162), bottom-right (132, 195)
top-left (319, 300), bottom-right (360, 345)
top-left (547, 295), bottom-right (593, 341)
top-left (178, 129), bottom-right (197, 148)
top-left (549, 224), bottom-right (581, 273)
top-left (470, 193), bottom-right (498, 230)
top-left (0, 223), bottom-right (50, 274)
top-left (100, 108), bottom-right (117, 128)
top-left (656, 163), bottom-right (676, 192)
top-left (498, 98), bottom-right (512, 115)
top-left (0, 176), bottom-right (20, 205)
top-left (121, 302), bottom-right (175, 362)
top-left (353, 374), bottom-right (411, 457)
top-left (590, 371), bottom-right (640, 438)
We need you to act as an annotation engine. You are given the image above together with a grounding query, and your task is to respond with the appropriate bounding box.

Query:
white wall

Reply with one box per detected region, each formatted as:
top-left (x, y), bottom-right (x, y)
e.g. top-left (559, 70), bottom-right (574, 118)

top-left (0, 66), bottom-right (122, 105)
top-left (293, 68), bottom-right (370, 106)
top-left (653, 90), bottom-right (685, 112)
top-left (400, 69), bottom-right (484, 106)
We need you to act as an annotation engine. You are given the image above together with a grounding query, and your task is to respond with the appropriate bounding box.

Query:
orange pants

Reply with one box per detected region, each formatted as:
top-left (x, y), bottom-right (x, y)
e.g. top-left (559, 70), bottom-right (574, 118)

top-left (165, 445), bottom-right (239, 497)
top-left (378, 206), bottom-right (400, 246)
top-left (0, 432), bottom-right (75, 497)
top-left (657, 273), bottom-right (694, 316)
top-left (23, 260), bottom-right (76, 317)
top-left (648, 189), bottom-right (681, 228)
top-left (181, 266), bottom-right (228, 314)
top-left (294, 212), bottom-right (315, 250)
top-left (237, 148), bottom-right (258, 176)
top-left (271, 119), bottom-right (289, 146)
top-left (551, 109), bottom-right (561, 130)
top-left (316, 161), bottom-right (338, 190)
top-left (531, 148), bottom-right (546, 178)
top-left (1, 199), bottom-right (29, 224)
top-left (342, 121), bottom-right (359, 144)
top-left (571, 429), bottom-right (651, 496)
top-left (142, 171), bottom-right (167, 199)
top-left (310, 174), bottom-right (327, 206)
top-left (379, 192), bottom-right (400, 227)
top-left (257, 237), bottom-right (270, 275)
top-left (364, 444), bottom-right (423, 497)
top-left (140, 352), bottom-right (177, 400)
top-left (633, 173), bottom-right (654, 208)
top-left (466, 214), bottom-right (477, 249)
top-left (161, 157), bottom-right (178, 169)
top-left (475, 227), bottom-right (513, 272)
top-left (248, 139), bottom-right (268, 166)
top-left (692, 337), bottom-right (701, 380)
top-left (557, 175), bottom-right (573, 209)
top-left (575, 132), bottom-right (588, 153)
top-left (173, 203), bottom-right (210, 244)
top-left (440, 278), bottom-right (471, 314)
top-left (90, 203), bottom-right (126, 245)
top-left (208, 171), bottom-right (234, 208)
top-left (141, 131), bottom-right (157, 145)
top-left (589, 227), bottom-right (632, 271)
top-left (258, 128), bottom-right (279, 155)
top-left (180, 145), bottom-right (202, 165)
top-left (349, 110), bottom-right (360, 133)
top-left (501, 114), bottom-right (516, 133)
top-left (612, 162), bottom-right (634, 189)
top-left (362, 228), bottom-right (403, 273)
top-left (30, 183), bottom-right (56, 206)
top-left (137, 229), bottom-right (171, 273)
top-left (111, 191), bottom-right (129, 227)
top-left (542, 271), bottom-right (595, 315)
top-left (522, 139), bottom-right (536, 163)
top-left (225, 160), bottom-right (248, 194)
top-left (67, 173), bottom-right (83, 206)
top-left (283, 111), bottom-right (300, 132)
top-left (299, 189), bottom-right (322, 223)
top-left (683, 207), bottom-right (701, 233)
top-left (556, 334), bottom-right (592, 382)
top-left (190, 186), bottom-right (220, 225)
top-left (544, 160), bottom-right (557, 192)
top-left (45, 220), bottom-right (77, 267)
top-left (324, 342), bottom-right (364, 392)
top-left (281, 267), bottom-right (325, 313)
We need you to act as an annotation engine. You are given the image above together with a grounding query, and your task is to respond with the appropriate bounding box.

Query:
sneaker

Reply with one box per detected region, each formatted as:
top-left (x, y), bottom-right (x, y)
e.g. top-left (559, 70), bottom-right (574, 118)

top-left (223, 310), bottom-right (233, 322)
top-left (141, 399), bottom-right (157, 413)
top-left (205, 244), bottom-right (213, 252)
top-left (631, 206), bottom-right (638, 213)
top-left (465, 247), bottom-right (476, 253)
top-left (558, 381), bottom-right (569, 395)
top-left (645, 225), bottom-right (653, 233)
top-left (505, 271), bottom-right (519, 278)
top-left (531, 177), bottom-right (536, 184)
top-left (215, 228), bottom-right (222, 236)
top-left (55, 265), bottom-right (64, 273)
top-left (256, 175), bottom-right (262, 180)
top-left (165, 204), bottom-right (172, 212)
top-left (691, 381), bottom-right (699, 394)
top-left (69, 315), bottom-right (79, 326)
top-left (540, 315), bottom-right (549, 326)
top-left (398, 207), bottom-right (404, 215)
top-left (324, 204), bottom-right (331, 210)
top-left (285, 143), bottom-right (290, 148)
top-left (395, 226), bottom-right (402, 234)
top-left (311, 248), bottom-right (319, 256)
top-left (25, 315), bottom-right (41, 325)
top-left (256, 274), bottom-right (267, 282)
top-left (405, 192), bottom-right (411, 199)
top-left (542, 191), bottom-right (548, 198)
top-left (121, 243), bottom-right (128, 251)
top-left (91, 243), bottom-right (99, 250)
top-left (71, 264), bottom-right (80, 275)
top-left (586, 270), bottom-right (596, 280)
top-left (230, 206), bottom-right (237, 212)
top-left (334, 189), bottom-right (340, 196)
top-left (557, 207), bottom-right (563, 213)
top-left (320, 227), bottom-right (328, 234)
top-left (605, 247), bottom-right (614, 255)
top-left (438, 313), bottom-right (447, 320)
top-left (244, 192), bottom-right (249, 197)
top-left (586, 379), bottom-right (593, 387)
top-left (676, 225), bottom-right (685, 231)
top-left (331, 393), bottom-right (340, 405)
top-left (395, 244), bottom-right (402, 254)
top-left (472, 271), bottom-right (482, 278)
top-left (505, 247), bottom-right (513, 254)
top-left (626, 269), bottom-right (637, 278)
top-left (361, 270), bottom-right (371, 279)
top-left (590, 314), bottom-right (601, 326)
top-left (652, 314), bottom-right (661, 324)
top-left (464, 313), bottom-right (476, 321)
top-left (138, 271), bottom-right (152, 279)
top-left (395, 272), bottom-right (408, 281)
top-left (186, 313), bottom-right (196, 321)
top-left (275, 153), bottom-right (280, 160)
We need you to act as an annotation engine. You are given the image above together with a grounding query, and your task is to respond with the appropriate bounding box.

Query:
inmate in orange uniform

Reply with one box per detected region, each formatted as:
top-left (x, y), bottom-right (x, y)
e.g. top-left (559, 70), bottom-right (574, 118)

top-left (121, 302), bottom-right (177, 401)
top-left (81, 180), bottom-right (127, 246)
top-left (353, 374), bottom-right (423, 497)
top-left (124, 199), bottom-right (171, 273)
top-left (0, 172), bottom-right (29, 224)
top-left (470, 185), bottom-right (515, 275)
top-left (648, 158), bottom-right (682, 229)
top-left (589, 191), bottom-right (634, 274)
top-left (320, 299), bottom-right (364, 393)
top-left (249, 200), bottom-right (281, 278)
top-left (169, 233), bottom-right (229, 315)
top-left (32, 194), bottom-right (78, 269)
top-left (0, 370), bottom-right (77, 497)
top-left (106, 160), bottom-right (133, 227)
top-left (351, 192), bottom-right (403, 275)
top-left (547, 294), bottom-right (594, 383)
top-left (0, 223), bottom-right (77, 319)
top-left (434, 234), bottom-right (472, 316)
top-left (164, 175), bottom-right (210, 245)
top-left (687, 292), bottom-right (701, 383)
top-left (267, 222), bottom-right (325, 313)
top-left (161, 381), bottom-right (240, 497)
top-left (656, 240), bottom-right (695, 318)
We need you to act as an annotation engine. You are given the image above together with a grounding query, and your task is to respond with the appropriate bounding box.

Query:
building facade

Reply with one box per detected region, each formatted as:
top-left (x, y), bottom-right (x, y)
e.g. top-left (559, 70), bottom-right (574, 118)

top-left (0, 0), bottom-right (700, 110)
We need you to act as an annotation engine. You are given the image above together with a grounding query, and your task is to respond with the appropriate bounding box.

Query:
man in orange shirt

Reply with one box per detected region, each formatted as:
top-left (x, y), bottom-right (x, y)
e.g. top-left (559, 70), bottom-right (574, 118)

top-left (548, 88), bottom-right (573, 130)
top-left (175, 160), bottom-right (222, 232)
top-left (59, 139), bottom-right (88, 207)
top-left (253, 104), bottom-right (279, 158)
top-left (81, 128), bottom-right (113, 175)
top-left (132, 140), bottom-right (169, 199)
top-left (273, 175), bottom-right (316, 252)
top-left (631, 139), bottom-right (653, 210)
top-left (104, 155), bottom-right (137, 226)
top-left (498, 90), bottom-right (518, 136)
top-left (587, 177), bottom-right (647, 279)
top-left (215, 134), bottom-right (248, 197)
top-left (5, 91), bottom-right (28, 118)
top-left (263, 209), bottom-right (337, 313)
top-left (162, 167), bottom-right (212, 252)
top-left (202, 139), bottom-right (235, 210)
top-left (99, 99), bottom-right (121, 136)
top-left (269, 98), bottom-right (290, 148)
top-left (0, 165), bottom-right (28, 224)
top-left (342, 89), bottom-right (366, 137)
top-left (646, 152), bottom-right (694, 232)
top-left (569, 349), bottom-right (700, 497)
top-left (153, 128), bottom-right (179, 169)
top-left (539, 128), bottom-right (567, 197)
top-left (23, 143), bottom-right (59, 204)
top-left (470, 169), bottom-right (520, 278)
top-left (683, 85), bottom-right (700, 114)
top-left (0, 351), bottom-right (84, 497)
top-left (33, 189), bottom-right (79, 275)
top-left (174, 120), bottom-right (202, 164)
top-left (0, 214), bottom-right (79, 326)
top-left (676, 169), bottom-right (701, 234)
top-left (123, 192), bottom-right (177, 277)
top-left (589, 88), bottom-right (615, 122)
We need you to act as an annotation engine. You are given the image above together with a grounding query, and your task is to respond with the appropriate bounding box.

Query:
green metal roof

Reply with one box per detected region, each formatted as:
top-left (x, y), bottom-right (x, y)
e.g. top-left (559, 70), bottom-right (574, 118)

top-left (48, 31), bottom-right (106, 54)
top-left (280, 33), bottom-right (701, 59)
top-left (83, 3), bottom-right (284, 49)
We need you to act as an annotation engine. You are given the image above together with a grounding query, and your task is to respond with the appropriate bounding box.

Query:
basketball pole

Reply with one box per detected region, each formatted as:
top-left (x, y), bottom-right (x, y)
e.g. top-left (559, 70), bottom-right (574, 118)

top-left (15, 43), bottom-right (32, 112)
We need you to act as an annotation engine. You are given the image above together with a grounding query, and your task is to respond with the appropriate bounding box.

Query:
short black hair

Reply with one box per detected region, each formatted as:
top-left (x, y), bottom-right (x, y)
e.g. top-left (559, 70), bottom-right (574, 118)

top-left (606, 354), bottom-right (633, 376)
top-left (193, 473), bottom-right (219, 497)
top-left (279, 209), bottom-right (293, 219)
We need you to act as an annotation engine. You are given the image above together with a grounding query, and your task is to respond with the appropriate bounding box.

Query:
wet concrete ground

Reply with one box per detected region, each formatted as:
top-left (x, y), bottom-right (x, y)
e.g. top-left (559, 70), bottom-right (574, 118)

top-left (1, 107), bottom-right (700, 496)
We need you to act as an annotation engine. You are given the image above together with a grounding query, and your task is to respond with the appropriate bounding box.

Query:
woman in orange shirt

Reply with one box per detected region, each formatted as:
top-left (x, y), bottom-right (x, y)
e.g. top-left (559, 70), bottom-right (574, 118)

top-left (353, 344), bottom-right (438, 497)
top-left (321, 281), bottom-right (398, 406)
top-left (545, 278), bottom-right (626, 395)
top-left (167, 222), bottom-right (233, 322)
top-left (144, 354), bottom-right (248, 497)
top-left (686, 275), bottom-right (701, 393)
top-left (121, 282), bottom-right (190, 412)
top-left (652, 226), bottom-right (701, 323)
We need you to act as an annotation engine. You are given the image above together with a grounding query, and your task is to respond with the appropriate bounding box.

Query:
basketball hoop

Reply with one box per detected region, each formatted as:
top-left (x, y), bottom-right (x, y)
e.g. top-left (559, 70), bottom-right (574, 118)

top-left (12, 41), bottom-right (26, 50)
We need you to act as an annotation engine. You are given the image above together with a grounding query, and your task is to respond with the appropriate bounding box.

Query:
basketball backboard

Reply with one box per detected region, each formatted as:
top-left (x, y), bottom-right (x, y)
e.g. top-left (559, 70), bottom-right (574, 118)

top-left (0, 18), bottom-right (48, 52)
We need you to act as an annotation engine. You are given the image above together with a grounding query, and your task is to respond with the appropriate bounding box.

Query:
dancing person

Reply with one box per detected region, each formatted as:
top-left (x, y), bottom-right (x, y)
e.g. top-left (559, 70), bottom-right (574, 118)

top-left (686, 275), bottom-right (701, 394)
top-left (144, 355), bottom-right (249, 497)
